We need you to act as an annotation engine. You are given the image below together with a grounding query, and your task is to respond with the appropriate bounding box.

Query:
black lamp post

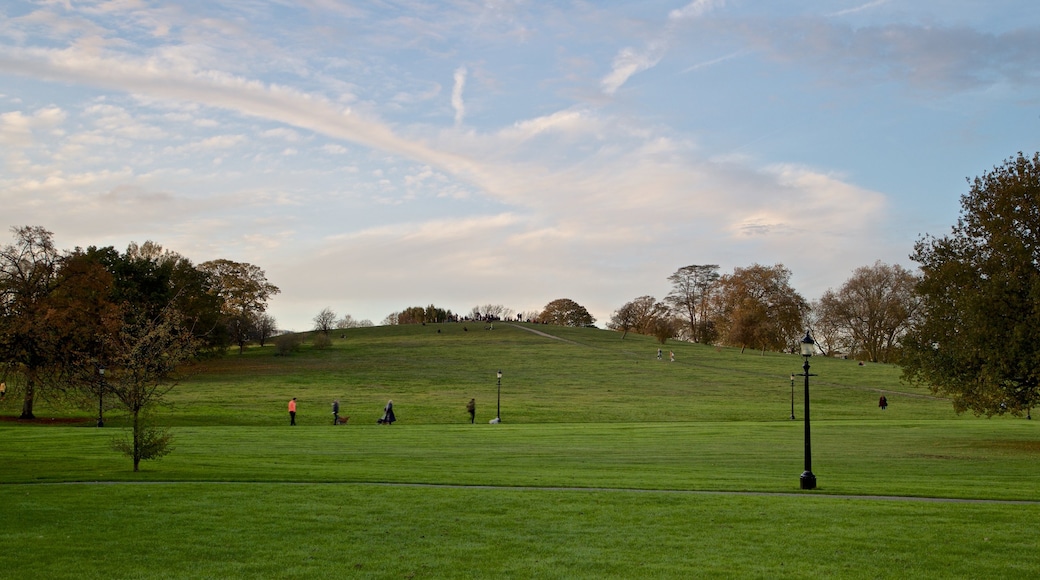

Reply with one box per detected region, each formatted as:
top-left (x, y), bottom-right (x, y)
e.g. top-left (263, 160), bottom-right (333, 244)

top-left (786, 378), bottom-right (794, 422)
top-left (97, 366), bottom-right (106, 428)
top-left (496, 370), bottom-right (502, 422)
top-left (799, 331), bottom-right (817, 490)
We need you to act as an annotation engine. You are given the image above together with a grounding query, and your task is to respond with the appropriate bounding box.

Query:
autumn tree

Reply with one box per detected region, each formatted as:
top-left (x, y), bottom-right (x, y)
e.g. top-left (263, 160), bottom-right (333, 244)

top-left (665, 265), bottom-right (719, 343)
top-left (0, 226), bottom-right (62, 419)
top-left (710, 264), bottom-right (807, 353)
top-left (815, 261), bottom-right (920, 363)
top-left (539, 298), bottom-right (595, 327)
top-left (608, 296), bottom-right (669, 339)
top-left (902, 152), bottom-right (1040, 416)
top-left (198, 259), bottom-right (280, 353)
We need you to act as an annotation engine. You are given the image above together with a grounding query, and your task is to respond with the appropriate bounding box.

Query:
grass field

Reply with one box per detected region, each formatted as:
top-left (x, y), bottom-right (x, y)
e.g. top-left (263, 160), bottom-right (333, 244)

top-left (1, 323), bottom-right (1038, 578)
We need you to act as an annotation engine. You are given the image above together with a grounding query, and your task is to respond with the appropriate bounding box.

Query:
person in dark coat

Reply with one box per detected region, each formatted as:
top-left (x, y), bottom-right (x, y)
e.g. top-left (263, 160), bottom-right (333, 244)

top-left (466, 398), bottom-right (476, 424)
top-left (332, 399), bottom-right (340, 425)
top-left (381, 399), bottom-right (396, 424)
top-left (878, 395), bottom-right (888, 410)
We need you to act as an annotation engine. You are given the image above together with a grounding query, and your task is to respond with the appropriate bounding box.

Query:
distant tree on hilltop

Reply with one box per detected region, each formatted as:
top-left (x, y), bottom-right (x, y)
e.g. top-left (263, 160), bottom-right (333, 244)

top-left (539, 298), bottom-right (595, 327)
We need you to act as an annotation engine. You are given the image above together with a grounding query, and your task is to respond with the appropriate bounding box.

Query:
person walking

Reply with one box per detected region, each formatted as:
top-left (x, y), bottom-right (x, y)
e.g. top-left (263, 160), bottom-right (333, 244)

top-left (288, 397), bottom-right (297, 426)
top-left (879, 395), bottom-right (888, 410)
top-left (657, 348), bottom-right (662, 360)
top-left (669, 351), bottom-right (675, 362)
top-left (466, 398), bottom-right (476, 424)
top-left (332, 399), bottom-right (340, 425)
top-left (0, 381), bottom-right (6, 400)
top-left (381, 399), bottom-right (396, 425)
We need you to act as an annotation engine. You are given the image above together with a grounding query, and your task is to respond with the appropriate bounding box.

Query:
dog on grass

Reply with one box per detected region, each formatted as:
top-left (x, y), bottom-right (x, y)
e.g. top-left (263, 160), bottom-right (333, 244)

top-left (335, 416), bottom-right (349, 425)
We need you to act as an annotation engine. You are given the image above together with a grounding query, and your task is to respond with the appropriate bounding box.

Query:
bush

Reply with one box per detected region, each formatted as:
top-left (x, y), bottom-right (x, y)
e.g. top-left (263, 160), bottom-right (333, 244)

top-left (312, 332), bottom-right (332, 350)
top-left (274, 333), bottom-right (302, 356)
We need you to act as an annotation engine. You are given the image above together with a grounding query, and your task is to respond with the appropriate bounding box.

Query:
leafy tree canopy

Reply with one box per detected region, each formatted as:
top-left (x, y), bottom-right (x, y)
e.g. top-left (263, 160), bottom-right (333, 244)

top-left (902, 152), bottom-right (1040, 416)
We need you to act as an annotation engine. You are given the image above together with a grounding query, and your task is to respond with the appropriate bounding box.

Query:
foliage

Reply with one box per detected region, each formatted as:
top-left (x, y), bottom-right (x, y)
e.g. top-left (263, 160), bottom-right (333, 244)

top-left (106, 305), bottom-right (196, 470)
top-left (274, 332), bottom-right (302, 355)
top-left (388, 304), bottom-right (455, 324)
top-left (665, 264), bottom-right (720, 343)
top-left (814, 261), bottom-right (921, 363)
top-left (903, 152), bottom-right (1040, 416)
top-left (710, 263), bottom-right (807, 353)
top-left (311, 332), bottom-right (332, 350)
top-left (538, 298), bottom-right (595, 327)
top-left (607, 295), bottom-right (669, 339)
top-left (0, 226), bottom-right (62, 419)
top-left (198, 259), bottom-right (280, 353)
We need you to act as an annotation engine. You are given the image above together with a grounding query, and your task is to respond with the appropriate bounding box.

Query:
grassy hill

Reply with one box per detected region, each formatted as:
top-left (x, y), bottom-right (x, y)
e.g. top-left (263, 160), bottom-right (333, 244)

top-left (2, 323), bottom-right (1038, 578)
top-left (167, 321), bottom-right (952, 426)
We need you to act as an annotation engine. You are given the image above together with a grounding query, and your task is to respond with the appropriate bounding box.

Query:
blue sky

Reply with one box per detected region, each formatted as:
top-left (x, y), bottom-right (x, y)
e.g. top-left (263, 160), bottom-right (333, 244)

top-left (1, 0), bottom-right (1037, 330)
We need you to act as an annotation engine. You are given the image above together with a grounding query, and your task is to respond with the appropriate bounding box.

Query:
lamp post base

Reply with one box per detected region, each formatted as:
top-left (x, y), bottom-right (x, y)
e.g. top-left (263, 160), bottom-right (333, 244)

top-left (800, 471), bottom-right (816, 490)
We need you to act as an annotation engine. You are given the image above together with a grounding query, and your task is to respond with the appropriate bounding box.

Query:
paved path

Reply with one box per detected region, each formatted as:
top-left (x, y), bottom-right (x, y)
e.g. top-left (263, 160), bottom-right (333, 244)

top-left (15, 480), bottom-right (1039, 504)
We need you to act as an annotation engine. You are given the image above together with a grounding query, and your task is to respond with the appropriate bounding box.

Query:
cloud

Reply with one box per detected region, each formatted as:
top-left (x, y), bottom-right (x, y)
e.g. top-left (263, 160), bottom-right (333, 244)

top-left (739, 20), bottom-right (1040, 91)
top-left (452, 65), bottom-right (467, 125)
top-left (601, 0), bottom-right (723, 95)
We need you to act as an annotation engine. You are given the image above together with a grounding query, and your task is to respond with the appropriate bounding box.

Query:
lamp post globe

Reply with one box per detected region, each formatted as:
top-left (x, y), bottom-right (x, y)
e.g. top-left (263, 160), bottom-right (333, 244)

top-left (799, 331), bottom-right (817, 490)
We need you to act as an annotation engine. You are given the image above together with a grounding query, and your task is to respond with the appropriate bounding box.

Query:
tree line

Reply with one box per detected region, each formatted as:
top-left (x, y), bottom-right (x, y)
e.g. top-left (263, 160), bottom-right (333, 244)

top-left (0, 226), bottom-right (278, 469)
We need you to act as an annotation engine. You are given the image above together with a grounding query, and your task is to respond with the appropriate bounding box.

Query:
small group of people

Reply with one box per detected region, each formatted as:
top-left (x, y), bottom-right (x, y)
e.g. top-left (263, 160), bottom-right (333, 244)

top-left (287, 398), bottom-right (395, 425)
top-left (656, 349), bottom-right (675, 362)
top-left (287, 397), bottom-right (481, 425)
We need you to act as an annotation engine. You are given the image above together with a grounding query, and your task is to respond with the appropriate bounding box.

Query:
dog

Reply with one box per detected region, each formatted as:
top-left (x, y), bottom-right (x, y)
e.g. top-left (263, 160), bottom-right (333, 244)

top-left (335, 416), bottom-right (349, 425)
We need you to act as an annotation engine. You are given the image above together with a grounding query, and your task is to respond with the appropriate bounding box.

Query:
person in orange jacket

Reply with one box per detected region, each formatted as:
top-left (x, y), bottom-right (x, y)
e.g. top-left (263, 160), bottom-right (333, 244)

top-left (288, 397), bottom-right (297, 425)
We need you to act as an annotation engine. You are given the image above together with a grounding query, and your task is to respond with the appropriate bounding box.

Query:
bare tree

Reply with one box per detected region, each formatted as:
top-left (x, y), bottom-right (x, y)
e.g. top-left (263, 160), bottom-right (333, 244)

top-left (816, 261), bottom-right (921, 363)
top-left (665, 265), bottom-right (720, 343)
top-left (313, 307), bottom-right (337, 335)
top-left (254, 312), bottom-right (277, 346)
top-left (108, 305), bottom-right (196, 471)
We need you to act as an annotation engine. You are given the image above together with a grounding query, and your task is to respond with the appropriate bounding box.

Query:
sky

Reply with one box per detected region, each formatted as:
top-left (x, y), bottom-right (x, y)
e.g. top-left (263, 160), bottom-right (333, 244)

top-left (1, 0), bottom-right (1038, 331)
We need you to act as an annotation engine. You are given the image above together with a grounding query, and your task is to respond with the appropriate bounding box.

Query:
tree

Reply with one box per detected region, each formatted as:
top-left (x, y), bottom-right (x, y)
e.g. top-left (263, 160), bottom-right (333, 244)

top-left (665, 265), bottom-right (720, 343)
top-left (254, 312), bottom-right (277, 346)
top-left (608, 296), bottom-right (669, 339)
top-left (313, 307), bottom-right (336, 334)
top-left (107, 305), bottom-right (196, 471)
top-left (539, 298), bottom-right (595, 327)
top-left (902, 152), bottom-right (1040, 416)
top-left (710, 264), bottom-right (807, 353)
top-left (815, 261), bottom-right (921, 363)
top-left (0, 226), bottom-right (61, 419)
top-left (198, 259), bottom-right (280, 354)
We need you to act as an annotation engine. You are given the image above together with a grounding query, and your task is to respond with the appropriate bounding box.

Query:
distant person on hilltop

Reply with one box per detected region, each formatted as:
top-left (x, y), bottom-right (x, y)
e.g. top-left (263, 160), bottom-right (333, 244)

top-left (288, 397), bottom-right (297, 426)
top-left (332, 399), bottom-right (340, 425)
top-left (467, 398), bottom-right (476, 424)
top-left (657, 348), bottom-right (662, 360)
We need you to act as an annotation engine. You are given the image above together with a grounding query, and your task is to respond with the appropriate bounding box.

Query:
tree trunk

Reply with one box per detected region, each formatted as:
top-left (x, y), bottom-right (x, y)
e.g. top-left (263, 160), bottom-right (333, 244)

top-left (19, 378), bottom-right (35, 420)
top-left (132, 409), bottom-right (141, 472)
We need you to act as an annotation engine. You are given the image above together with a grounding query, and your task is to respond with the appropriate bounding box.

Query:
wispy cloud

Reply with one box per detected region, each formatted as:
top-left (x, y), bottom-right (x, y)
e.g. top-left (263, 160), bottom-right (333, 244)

top-left (452, 65), bottom-right (467, 126)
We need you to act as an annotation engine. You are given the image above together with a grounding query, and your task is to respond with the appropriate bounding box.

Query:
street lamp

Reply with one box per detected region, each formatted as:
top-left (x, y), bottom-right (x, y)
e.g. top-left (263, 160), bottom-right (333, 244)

top-left (786, 378), bottom-right (794, 422)
top-left (799, 331), bottom-right (817, 490)
top-left (97, 366), bottom-right (106, 428)
top-left (496, 370), bottom-right (502, 422)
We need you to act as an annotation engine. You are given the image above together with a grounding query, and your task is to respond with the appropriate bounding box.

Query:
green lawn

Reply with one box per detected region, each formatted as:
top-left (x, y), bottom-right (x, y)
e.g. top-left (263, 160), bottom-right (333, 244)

top-left (1, 323), bottom-right (1037, 578)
